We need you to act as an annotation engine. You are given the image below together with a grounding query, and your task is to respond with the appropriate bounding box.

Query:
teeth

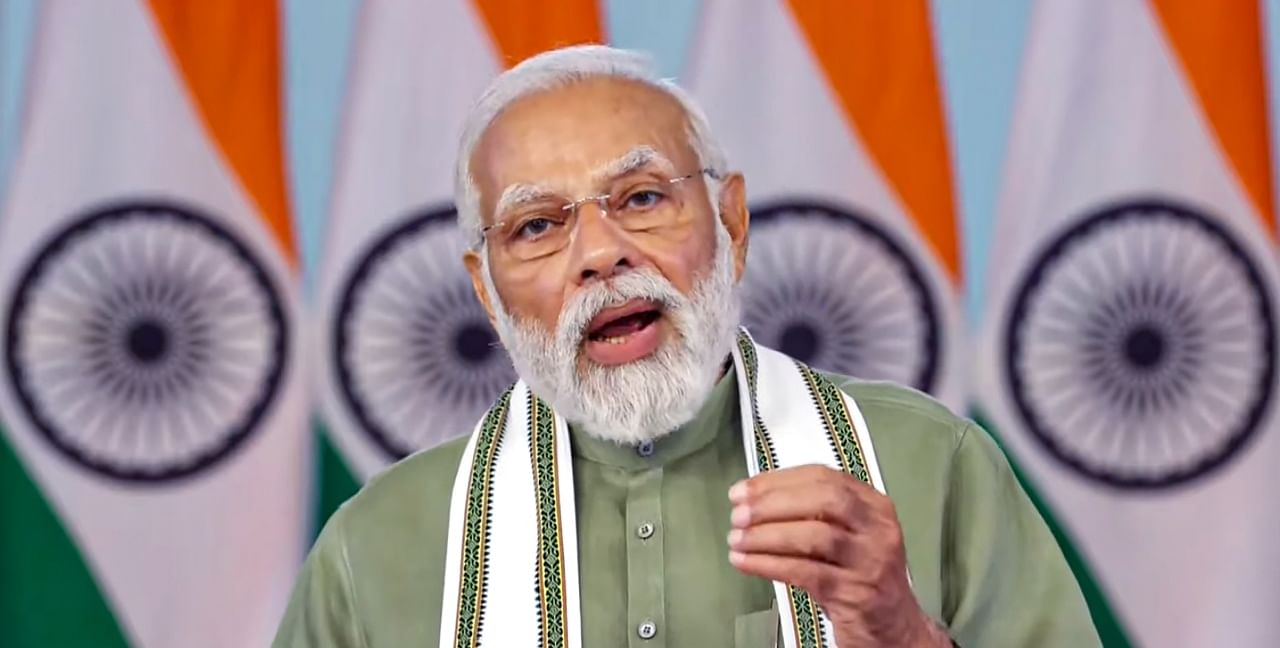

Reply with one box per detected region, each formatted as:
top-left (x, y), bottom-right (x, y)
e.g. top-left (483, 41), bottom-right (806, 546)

top-left (598, 335), bottom-right (628, 345)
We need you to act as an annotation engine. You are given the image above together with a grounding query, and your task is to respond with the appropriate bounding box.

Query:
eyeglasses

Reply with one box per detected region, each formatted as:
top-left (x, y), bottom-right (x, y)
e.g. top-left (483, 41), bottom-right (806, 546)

top-left (478, 168), bottom-right (723, 261)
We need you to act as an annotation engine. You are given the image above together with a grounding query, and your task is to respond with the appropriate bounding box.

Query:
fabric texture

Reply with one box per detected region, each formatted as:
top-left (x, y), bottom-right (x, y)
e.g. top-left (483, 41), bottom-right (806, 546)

top-left (275, 368), bottom-right (1098, 647)
top-left (435, 333), bottom-right (888, 648)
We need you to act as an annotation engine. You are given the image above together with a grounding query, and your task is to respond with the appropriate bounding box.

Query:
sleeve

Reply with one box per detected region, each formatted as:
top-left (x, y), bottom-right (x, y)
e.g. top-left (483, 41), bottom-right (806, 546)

top-left (272, 508), bottom-right (368, 648)
top-left (941, 422), bottom-right (1101, 648)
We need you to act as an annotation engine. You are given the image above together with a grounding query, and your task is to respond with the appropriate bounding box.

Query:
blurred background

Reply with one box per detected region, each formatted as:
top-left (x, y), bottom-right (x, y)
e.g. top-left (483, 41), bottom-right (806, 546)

top-left (2, 1), bottom-right (1279, 646)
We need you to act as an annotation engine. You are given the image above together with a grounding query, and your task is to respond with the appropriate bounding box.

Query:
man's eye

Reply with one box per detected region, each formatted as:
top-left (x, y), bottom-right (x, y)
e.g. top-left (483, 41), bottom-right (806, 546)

top-left (515, 217), bottom-right (557, 239)
top-left (624, 190), bottom-right (664, 210)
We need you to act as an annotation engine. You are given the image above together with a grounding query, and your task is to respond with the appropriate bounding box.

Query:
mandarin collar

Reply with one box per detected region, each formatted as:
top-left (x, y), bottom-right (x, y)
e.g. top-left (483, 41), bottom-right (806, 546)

top-left (568, 369), bottom-right (738, 470)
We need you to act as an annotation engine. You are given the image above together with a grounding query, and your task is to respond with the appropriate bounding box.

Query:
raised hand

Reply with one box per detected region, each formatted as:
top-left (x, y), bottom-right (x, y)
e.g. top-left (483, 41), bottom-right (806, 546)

top-left (728, 465), bottom-right (950, 647)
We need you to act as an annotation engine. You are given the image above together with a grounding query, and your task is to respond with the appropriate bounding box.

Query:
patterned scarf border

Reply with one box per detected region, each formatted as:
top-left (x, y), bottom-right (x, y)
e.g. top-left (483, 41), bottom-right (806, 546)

top-left (795, 362), bottom-right (872, 483)
top-left (735, 333), bottom-right (825, 648)
top-left (529, 395), bottom-right (569, 648)
top-left (447, 332), bottom-right (879, 647)
top-left (452, 388), bottom-right (513, 648)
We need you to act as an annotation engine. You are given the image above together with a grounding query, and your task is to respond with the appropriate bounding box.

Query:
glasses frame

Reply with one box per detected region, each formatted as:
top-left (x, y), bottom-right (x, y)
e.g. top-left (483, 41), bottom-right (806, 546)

top-left (476, 167), bottom-right (724, 251)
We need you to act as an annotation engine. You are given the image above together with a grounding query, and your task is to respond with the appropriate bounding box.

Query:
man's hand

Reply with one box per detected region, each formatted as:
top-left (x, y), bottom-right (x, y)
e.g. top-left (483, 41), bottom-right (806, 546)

top-left (727, 465), bottom-right (950, 647)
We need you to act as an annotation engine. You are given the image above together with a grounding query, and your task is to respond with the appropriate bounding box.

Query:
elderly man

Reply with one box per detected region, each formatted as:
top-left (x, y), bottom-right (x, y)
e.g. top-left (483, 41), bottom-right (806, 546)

top-left (276, 46), bottom-right (1098, 647)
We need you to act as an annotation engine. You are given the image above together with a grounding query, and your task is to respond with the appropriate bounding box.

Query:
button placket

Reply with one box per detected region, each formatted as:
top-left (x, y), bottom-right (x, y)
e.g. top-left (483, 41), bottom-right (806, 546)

top-left (625, 467), bottom-right (666, 648)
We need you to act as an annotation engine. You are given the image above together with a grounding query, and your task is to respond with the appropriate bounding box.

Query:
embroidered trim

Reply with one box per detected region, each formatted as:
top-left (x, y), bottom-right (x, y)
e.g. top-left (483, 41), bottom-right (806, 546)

top-left (736, 334), bottom-right (777, 473)
top-left (736, 332), bottom-right (825, 648)
top-left (448, 333), bottom-right (873, 648)
top-left (454, 388), bottom-right (513, 648)
top-left (796, 362), bottom-right (871, 484)
top-left (529, 395), bottom-right (568, 648)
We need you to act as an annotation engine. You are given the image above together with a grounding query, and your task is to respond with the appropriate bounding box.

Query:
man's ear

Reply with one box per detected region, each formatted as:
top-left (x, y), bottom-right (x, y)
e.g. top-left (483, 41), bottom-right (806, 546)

top-left (717, 172), bottom-right (750, 280)
top-left (464, 249), bottom-right (499, 327)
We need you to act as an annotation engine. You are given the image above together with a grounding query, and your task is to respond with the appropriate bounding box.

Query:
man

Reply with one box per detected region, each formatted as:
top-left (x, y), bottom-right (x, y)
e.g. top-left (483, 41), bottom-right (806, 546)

top-left (276, 46), bottom-right (1098, 647)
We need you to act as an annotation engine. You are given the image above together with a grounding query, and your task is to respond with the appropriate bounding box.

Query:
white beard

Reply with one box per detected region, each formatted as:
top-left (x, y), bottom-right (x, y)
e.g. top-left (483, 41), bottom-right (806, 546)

top-left (486, 225), bottom-right (740, 445)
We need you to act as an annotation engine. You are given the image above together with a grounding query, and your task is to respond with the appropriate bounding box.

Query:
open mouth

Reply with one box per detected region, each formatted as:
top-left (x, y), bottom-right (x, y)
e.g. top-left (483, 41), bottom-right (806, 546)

top-left (586, 300), bottom-right (663, 344)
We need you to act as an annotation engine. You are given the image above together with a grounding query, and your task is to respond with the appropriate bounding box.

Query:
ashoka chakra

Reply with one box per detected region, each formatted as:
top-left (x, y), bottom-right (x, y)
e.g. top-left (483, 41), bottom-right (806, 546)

top-left (4, 201), bottom-right (289, 482)
top-left (1004, 199), bottom-right (1275, 489)
top-left (741, 199), bottom-right (942, 392)
top-left (333, 207), bottom-right (515, 459)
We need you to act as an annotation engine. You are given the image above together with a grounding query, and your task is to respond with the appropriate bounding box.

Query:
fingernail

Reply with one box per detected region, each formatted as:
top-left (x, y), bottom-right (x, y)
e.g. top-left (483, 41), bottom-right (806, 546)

top-left (727, 529), bottom-right (743, 547)
top-left (728, 550), bottom-right (746, 565)
top-left (731, 505), bottom-right (750, 527)
top-left (728, 481), bottom-right (747, 502)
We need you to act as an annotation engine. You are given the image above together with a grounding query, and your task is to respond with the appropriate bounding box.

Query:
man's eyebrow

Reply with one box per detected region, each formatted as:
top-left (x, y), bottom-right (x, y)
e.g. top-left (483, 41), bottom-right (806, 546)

top-left (494, 183), bottom-right (557, 218)
top-left (490, 146), bottom-right (678, 221)
top-left (590, 146), bottom-right (677, 185)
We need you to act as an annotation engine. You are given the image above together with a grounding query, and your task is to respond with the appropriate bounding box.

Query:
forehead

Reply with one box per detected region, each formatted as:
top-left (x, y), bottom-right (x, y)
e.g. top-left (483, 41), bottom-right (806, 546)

top-left (470, 77), bottom-right (699, 204)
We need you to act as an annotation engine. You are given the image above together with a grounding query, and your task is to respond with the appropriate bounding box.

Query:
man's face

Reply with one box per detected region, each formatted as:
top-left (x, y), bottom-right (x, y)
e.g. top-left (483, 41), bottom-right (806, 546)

top-left (462, 77), bottom-right (749, 443)
top-left (465, 77), bottom-right (747, 370)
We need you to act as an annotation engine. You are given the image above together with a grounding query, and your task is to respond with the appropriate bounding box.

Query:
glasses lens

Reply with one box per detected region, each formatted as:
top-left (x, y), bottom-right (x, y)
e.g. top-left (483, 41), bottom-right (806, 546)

top-left (489, 173), bottom-right (704, 259)
top-left (609, 180), bottom-right (685, 231)
top-left (500, 210), bottom-right (571, 260)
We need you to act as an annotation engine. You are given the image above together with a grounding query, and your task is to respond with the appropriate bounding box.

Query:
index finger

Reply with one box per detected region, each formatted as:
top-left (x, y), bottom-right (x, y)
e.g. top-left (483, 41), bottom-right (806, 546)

top-left (728, 464), bottom-right (861, 503)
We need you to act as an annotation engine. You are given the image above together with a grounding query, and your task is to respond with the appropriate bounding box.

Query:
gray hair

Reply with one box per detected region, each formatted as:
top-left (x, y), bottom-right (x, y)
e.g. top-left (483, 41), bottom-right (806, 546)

top-left (454, 45), bottom-right (728, 245)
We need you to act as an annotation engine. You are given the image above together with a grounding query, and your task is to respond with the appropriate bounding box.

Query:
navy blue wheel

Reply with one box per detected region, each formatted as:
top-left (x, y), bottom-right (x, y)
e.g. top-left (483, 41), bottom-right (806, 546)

top-left (333, 207), bottom-right (515, 459)
top-left (4, 201), bottom-right (288, 482)
top-left (741, 199), bottom-right (943, 393)
top-left (1004, 199), bottom-right (1276, 489)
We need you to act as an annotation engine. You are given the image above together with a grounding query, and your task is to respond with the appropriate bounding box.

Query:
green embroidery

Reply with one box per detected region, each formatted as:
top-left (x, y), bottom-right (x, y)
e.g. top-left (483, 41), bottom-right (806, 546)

top-left (736, 331), bottom-right (825, 648)
top-left (792, 594), bottom-right (825, 648)
top-left (736, 333), bottom-right (774, 473)
top-left (796, 362), bottom-right (871, 484)
top-left (529, 396), bottom-right (568, 648)
top-left (454, 388), bottom-right (513, 648)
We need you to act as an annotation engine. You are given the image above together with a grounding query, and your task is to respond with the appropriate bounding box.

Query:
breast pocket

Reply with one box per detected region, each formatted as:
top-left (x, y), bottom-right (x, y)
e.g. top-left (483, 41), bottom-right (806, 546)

top-left (734, 600), bottom-right (780, 648)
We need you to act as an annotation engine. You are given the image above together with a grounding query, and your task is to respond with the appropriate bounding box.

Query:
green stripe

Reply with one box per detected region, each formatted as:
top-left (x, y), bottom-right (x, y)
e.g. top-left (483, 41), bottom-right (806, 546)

top-left (735, 333), bottom-right (823, 648)
top-left (970, 409), bottom-right (1134, 648)
top-left (313, 420), bottom-right (361, 536)
top-left (455, 389), bottom-right (511, 647)
top-left (0, 427), bottom-right (131, 648)
top-left (529, 396), bottom-right (567, 648)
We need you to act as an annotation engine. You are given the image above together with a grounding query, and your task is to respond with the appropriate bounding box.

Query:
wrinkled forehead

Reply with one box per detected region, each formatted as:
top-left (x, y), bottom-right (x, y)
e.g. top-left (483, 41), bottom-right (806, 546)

top-left (469, 77), bottom-right (701, 220)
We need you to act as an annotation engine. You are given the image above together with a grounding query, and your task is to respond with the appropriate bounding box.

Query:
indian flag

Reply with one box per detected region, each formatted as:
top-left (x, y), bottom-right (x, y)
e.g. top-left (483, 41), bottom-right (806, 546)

top-left (0, 2), bottom-right (305, 647)
top-left (314, 1), bottom-right (604, 517)
top-left (685, 0), bottom-right (965, 407)
top-left (976, 1), bottom-right (1280, 645)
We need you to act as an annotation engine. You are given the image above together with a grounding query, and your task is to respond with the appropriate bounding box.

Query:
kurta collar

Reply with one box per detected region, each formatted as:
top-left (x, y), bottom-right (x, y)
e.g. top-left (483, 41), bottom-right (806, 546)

top-left (568, 369), bottom-right (738, 470)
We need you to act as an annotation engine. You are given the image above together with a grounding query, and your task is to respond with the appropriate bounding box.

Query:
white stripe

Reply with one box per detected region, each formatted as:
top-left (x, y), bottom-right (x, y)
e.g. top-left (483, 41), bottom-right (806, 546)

top-left (481, 383), bottom-right (538, 646)
top-left (687, 0), bottom-right (964, 407)
top-left (555, 410), bottom-right (584, 648)
top-left (0, 1), bottom-right (304, 646)
top-left (316, 0), bottom-right (504, 479)
top-left (754, 347), bottom-right (844, 472)
top-left (842, 391), bottom-right (886, 495)
top-left (728, 337), bottom-right (804, 648)
top-left (979, 1), bottom-right (1280, 645)
top-left (436, 397), bottom-right (489, 648)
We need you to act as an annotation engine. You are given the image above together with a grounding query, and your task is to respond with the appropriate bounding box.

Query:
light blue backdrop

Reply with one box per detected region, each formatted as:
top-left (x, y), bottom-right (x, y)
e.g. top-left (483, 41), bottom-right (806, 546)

top-left (3, 0), bottom-right (1280, 325)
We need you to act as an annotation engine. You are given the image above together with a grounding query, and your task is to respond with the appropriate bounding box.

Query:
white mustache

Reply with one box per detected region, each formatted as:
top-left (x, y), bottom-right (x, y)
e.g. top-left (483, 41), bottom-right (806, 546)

top-left (556, 269), bottom-right (687, 344)
top-left (487, 221), bottom-right (740, 445)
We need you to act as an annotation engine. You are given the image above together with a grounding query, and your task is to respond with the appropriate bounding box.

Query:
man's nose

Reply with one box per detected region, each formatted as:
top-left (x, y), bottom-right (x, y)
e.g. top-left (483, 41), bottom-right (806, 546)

top-left (568, 201), bottom-right (638, 284)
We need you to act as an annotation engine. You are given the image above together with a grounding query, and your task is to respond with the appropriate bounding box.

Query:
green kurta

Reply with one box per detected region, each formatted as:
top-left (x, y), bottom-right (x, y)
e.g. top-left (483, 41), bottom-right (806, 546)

top-left (274, 372), bottom-right (1099, 647)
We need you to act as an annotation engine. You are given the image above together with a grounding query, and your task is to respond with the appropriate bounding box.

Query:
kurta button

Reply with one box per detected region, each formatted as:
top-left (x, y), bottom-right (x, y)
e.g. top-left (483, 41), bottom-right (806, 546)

top-left (637, 621), bottom-right (657, 639)
top-left (637, 522), bottom-right (655, 539)
top-left (637, 441), bottom-right (655, 457)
